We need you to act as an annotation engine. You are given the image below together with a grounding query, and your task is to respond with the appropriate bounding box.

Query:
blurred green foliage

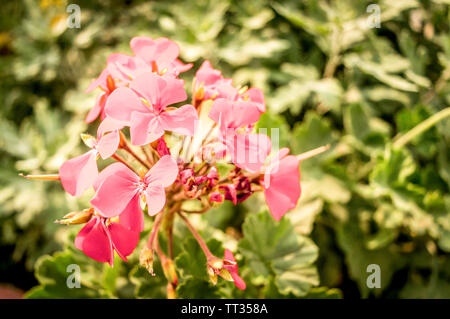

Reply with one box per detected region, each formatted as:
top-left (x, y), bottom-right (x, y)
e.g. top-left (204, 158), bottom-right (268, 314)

top-left (0, 0), bottom-right (449, 298)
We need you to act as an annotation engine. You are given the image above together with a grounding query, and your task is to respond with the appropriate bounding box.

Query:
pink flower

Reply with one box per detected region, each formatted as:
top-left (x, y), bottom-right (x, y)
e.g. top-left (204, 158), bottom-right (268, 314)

top-left (208, 98), bottom-right (270, 172)
top-left (59, 118), bottom-right (121, 197)
top-left (262, 148), bottom-right (301, 221)
top-left (223, 249), bottom-right (246, 290)
top-left (194, 61), bottom-right (265, 113)
top-left (75, 215), bottom-right (140, 266)
top-left (90, 155), bottom-right (178, 218)
top-left (130, 37), bottom-right (192, 76)
top-left (85, 54), bottom-right (150, 123)
top-left (105, 72), bottom-right (198, 145)
top-left (194, 60), bottom-right (235, 100)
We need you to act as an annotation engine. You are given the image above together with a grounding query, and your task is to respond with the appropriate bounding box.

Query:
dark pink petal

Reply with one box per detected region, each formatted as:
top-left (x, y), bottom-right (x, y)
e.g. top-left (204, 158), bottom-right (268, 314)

top-left (130, 111), bottom-right (164, 145)
top-left (75, 216), bottom-right (114, 265)
top-left (223, 249), bottom-right (246, 290)
top-left (105, 87), bottom-right (148, 123)
top-left (108, 222), bottom-right (140, 262)
top-left (144, 155), bottom-right (178, 187)
top-left (118, 193), bottom-right (144, 232)
top-left (90, 164), bottom-right (140, 218)
top-left (263, 155), bottom-right (301, 221)
top-left (145, 184), bottom-right (166, 216)
top-left (96, 131), bottom-right (119, 160)
top-left (59, 150), bottom-right (98, 197)
top-left (93, 162), bottom-right (132, 191)
top-left (160, 104), bottom-right (198, 136)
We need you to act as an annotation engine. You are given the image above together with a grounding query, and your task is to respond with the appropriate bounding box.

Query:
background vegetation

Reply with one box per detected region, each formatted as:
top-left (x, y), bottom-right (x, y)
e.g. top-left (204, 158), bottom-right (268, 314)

top-left (0, 0), bottom-right (449, 298)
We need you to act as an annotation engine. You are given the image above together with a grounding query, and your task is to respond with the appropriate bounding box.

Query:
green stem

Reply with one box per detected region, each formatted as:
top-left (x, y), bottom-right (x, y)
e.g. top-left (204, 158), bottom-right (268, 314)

top-left (393, 107), bottom-right (450, 149)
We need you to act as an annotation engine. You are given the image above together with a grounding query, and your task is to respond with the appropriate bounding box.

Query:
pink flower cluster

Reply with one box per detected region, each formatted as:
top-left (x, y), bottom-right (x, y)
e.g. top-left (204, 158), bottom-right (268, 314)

top-left (24, 37), bottom-right (328, 295)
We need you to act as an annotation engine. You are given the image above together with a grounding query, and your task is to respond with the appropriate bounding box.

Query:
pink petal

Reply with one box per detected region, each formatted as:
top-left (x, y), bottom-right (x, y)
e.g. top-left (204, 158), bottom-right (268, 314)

top-left (97, 117), bottom-right (125, 137)
top-left (264, 155), bottom-right (301, 221)
top-left (130, 111), bottom-right (164, 145)
top-left (105, 87), bottom-right (148, 123)
top-left (209, 98), bottom-right (261, 130)
top-left (144, 155), bottom-right (178, 188)
top-left (93, 162), bottom-right (131, 191)
top-left (75, 216), bottom-right (114, 265)
top-left (160, 104), bottom-right (198, 136)
top-left (96, 131), bottom-right (119, 159)
top-left (130, 37), bottom-right (180, 66)
top-left (131, 72), bottom-right (187, 109)
top-left (118, 193), bottom-right (144, 232)
top-left (145, 184), bottom-right (166, 216)
top-left (226, 133), bottom-right (271, 173)
top-left (245, 88), bottom-right (266, 113)
top-left (90, 164), bottom-right (140, 218)
top-left (86, 92), bottom-right (107, 124)
top-left (108, 222), bottom-right (140, 262)
top-left (59, 150), bottom-right (98, 197)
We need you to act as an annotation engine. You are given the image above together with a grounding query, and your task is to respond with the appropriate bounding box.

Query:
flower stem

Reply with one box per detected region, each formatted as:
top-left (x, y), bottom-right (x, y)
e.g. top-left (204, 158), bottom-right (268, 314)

top-left (123, 144), bottom-right (151, 169)
top-left (393, 107), bottom-right (450, 149)
top-left (147, 212), bottom-right (164, 249)
top-left (177, 212), bottom-right (213, 259)
top-left (296, 144), bottom-right (330, 162)
top-left (111, 154), bottom-right (138, 174)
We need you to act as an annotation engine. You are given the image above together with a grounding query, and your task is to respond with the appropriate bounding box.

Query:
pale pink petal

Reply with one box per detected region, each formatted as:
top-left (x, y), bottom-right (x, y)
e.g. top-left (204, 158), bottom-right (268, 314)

top-left (226, 133), bottom-right (271, 173)
top-left (97, 117), bottom-right (125, 137)
top-left (118, 193), bottom-right (144, 232)
top-left (158, 75), bottom-right (187, 107)
top-left (264, 155), bottom-right (301, 221)
top-left (130, 72), bottom-right (166, 108)
top-left (130, 111), bottom-right (164, 145)
top-left (86, 92), bottom-right (107, 124)
top-left (108, 222), bottom-right (140, 262)
top-left (59, 150), bottom-right (98, 197)
top-left (105, 87), bottom-right (148, 123)
top-left (75, 216), bottom-right (114, 265)
top-left (96, 131), bottom-right (119, 159)
top-left (90, 164), bottom-right (140, 218)
top-left (160, 104), bottom-right (198, 136)
top-left (86, 69), bottom-right (109, 93)
top-left (245, 88), bottom-right (266, 113)
top-left (130, 37), bottom-right (179, 65)
top-left (209, 99), bottom-right (260, 130)
top-left (144, 155), bottom-right (178, 187)
top-left (145, 185), bottom-right (166, 216)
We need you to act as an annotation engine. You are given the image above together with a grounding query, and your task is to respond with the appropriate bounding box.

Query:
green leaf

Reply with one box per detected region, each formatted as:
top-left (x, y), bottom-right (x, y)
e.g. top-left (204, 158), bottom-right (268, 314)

top-left (239, 211), bottom-right (319, 297)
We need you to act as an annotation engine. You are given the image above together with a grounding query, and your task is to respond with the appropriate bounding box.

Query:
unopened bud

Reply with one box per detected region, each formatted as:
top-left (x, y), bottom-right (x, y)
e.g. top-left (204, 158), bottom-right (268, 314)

top-left (106, 75), bottom-right (115, 92)
top-left (55, 208), bottom-right (93, 225)
top-left (219, 268), bottom-right (234, 282)
top-left (208, 257), bottom-right (223, 270)
top-left (80, 133), bottom-right (96, 148)
top-left (195, 86), bottom-right (205, 102)
top-left (162, 258), bottom-right (178, 285)
top-left (166, 283), bottom-right (176, 299)
top-left (208, 266), bottom-right (218, 286)
top-left (139, 246), bottom-right (155, 276)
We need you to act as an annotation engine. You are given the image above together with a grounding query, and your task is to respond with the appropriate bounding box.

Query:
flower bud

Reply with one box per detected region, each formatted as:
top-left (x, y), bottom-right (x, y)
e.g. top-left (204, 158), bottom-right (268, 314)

top-left (162, 258), bottom-right (178, 285)
top-left (219, 269), bottom-right (234, 282)
top-left (55, 208), bottom-right (93, 225)
top-left (209, 191), bottom-right (224, 203)
top-left (166, 283), bottom-right (176, 299)
top-left (208, 266), bottom-right (218, 286)
top-left (139, 246), bottom-right (155, 276)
